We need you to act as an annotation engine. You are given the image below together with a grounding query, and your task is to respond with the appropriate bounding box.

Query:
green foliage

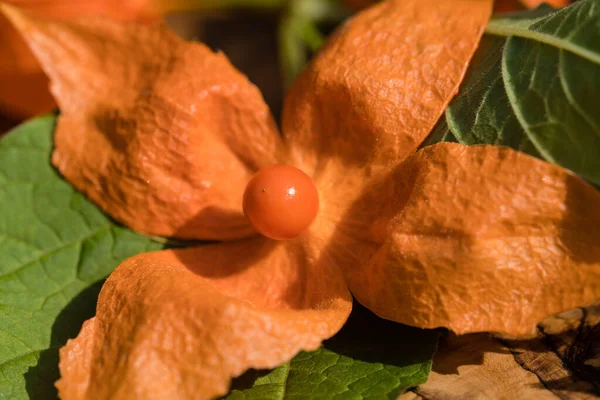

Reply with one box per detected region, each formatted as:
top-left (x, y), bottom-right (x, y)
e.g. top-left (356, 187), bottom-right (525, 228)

top-left (0, 116), bottom-right (164, 399)
top-left (428, 0), bottom-right (600, 185)
top-left (225, 304), bottom-right (439, 400)
top-left (279, 0), bottom-right (349, 87)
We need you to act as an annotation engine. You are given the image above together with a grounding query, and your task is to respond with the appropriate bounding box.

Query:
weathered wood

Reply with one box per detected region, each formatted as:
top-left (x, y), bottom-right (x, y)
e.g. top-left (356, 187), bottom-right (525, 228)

top-left (400, 305), bottom-right (600, 399)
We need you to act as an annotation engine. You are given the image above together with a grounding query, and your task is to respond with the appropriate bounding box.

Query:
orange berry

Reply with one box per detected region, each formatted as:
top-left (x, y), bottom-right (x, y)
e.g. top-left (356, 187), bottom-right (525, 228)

top-left (243, 164), bottom-right (319, 240)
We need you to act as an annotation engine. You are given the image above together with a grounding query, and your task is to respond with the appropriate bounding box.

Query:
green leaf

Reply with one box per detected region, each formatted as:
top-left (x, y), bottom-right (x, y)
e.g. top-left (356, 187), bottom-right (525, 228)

top-left (0, 115), bottom-right (164, 400)
top-left (428, 0), bottom-right (600, 185)
top-left (279, 14), bottom-right (311, 88)
top-left (225, 303), bottom-right (439, 399)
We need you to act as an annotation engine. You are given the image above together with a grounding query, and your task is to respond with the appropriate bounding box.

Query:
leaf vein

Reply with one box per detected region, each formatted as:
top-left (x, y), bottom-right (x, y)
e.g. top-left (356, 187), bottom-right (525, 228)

top-left (0, 225), bottom-right (112, 280)
top-left (557, 50), bottom-right (600, 136)
top-left (485, 21), bottom-right (600, 66)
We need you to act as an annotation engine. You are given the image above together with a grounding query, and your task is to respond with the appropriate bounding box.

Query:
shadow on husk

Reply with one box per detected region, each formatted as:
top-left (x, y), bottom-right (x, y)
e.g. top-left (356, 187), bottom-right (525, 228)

top-left (226, 301), bottom-right (441, 397)
top-left (24, 280), bottom-right (106, 400)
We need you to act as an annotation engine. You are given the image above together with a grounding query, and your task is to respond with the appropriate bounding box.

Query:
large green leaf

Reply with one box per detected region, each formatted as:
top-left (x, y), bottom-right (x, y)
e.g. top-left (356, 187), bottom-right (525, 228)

top-left (225, 304), bottom-right (439, 399)
top-left (425, 35), bottom-right (542, 156)
top-left (0, 115), bottom-right (164, 399)
top-left (428, 0), bottom-right (600, 185)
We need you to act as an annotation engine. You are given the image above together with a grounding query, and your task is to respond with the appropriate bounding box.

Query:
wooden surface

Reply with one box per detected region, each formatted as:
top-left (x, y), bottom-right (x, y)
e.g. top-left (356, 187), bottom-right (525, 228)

top-left (401, 305), bottom-right (600, 399)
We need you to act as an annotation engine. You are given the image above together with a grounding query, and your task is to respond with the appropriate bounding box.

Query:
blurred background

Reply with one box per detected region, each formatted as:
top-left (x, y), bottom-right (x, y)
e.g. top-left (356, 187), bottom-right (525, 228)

top-left (0, 0), bottom-right (571, 134)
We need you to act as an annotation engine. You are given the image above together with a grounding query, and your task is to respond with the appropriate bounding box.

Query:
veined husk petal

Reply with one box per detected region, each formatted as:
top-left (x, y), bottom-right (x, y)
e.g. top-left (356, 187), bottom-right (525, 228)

top-left (327, 143), bottom-right (600, 336)
top-left (0, 0), bottom-right (159, 118)
top-left (56, 237), bottom-right (352, 400)
top-left (282, 0), bottom-right (493, 224)
top-left (2, 5), bottom-right (285, 240)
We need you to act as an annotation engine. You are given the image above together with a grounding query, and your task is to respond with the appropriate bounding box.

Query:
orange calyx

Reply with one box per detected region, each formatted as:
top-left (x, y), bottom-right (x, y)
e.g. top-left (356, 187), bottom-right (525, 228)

top-left (243, 164), bottom-right (319, 240)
